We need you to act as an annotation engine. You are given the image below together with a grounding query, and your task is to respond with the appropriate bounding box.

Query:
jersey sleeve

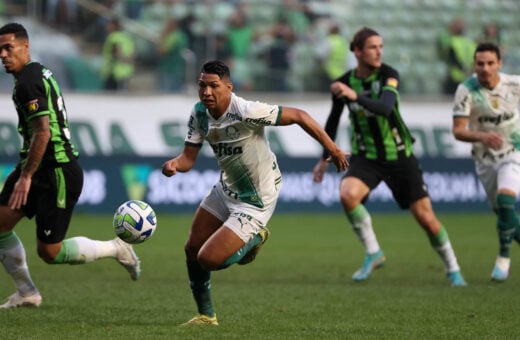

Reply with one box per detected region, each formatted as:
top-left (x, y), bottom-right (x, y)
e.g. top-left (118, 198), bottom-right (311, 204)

top-left (243, 101), bottom-right (281, 127)
top-left (380, 65), bottom-right (400, 95)
top-left (452, 84), bottom-right (471, 118)
top-left (184, 108), bottom-right (204, 147)
top-left (16, 73), bottom-right (50, 120)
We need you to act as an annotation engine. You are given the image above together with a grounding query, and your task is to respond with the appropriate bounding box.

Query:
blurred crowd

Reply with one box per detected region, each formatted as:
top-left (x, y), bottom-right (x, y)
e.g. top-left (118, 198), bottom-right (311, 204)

top-left (0, 1), bottom-right (514, 95)
top-left (9, 0), bottom-right (354, 93)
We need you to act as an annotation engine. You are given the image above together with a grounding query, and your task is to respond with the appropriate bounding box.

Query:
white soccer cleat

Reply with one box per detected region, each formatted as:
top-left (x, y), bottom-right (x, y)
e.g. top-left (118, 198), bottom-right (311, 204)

top-left (491, 256), bottom-right (510, 282)
top-left (113, 238), bottom-right (141, 281)
top-left (0, 291), bottom-right (42, 309)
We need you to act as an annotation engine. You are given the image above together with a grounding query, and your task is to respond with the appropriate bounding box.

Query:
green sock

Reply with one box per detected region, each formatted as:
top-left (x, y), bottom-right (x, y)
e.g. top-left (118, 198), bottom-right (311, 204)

top-left (187, 259), bottom-right (214, 317)
top-left (427, 225), bottom-right (448, 247)
top-left (345, 205), bottom-right (380, 254)
top-left (496, 193), bottom-right (518, 258)
top-left (218, 233), bottom-right (262, 270)
top-left (53, 239), bottom-right (84, 264)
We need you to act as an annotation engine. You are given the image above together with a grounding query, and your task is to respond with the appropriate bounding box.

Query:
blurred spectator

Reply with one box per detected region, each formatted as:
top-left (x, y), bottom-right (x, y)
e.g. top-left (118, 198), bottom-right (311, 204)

top-left (478, 22), bottom-right (506, 58)
top-left (100, 18), bottom-right (135, 91)
top-left (279, 0), bottom-right (311, 40)
top-left (316, 22), bottom-right (350, 88)
top-left (267, 17), bottom-right (295, 92)
top-left (46, 0), bottom-right (78, 33)
top-left (437, 18), bottom-right (476, 95)
top-left (156, 17), bottom-right (188, 92)
top-left (226, 5), bottom-right (256, 91)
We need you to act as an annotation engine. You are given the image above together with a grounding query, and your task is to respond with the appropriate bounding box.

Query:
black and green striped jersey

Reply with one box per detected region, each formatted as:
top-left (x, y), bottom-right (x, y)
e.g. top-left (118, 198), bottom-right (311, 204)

top-left (12, 62), bottom-right (78, 165)
top-left (325, 63), bottom-right (414, 161)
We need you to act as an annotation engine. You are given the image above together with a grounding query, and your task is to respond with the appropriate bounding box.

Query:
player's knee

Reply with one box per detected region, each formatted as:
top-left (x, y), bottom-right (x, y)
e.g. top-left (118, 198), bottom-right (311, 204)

top-left (37, 247), bottom-right (56, 264)
top-left (197, 252), bottom-right (220, 271)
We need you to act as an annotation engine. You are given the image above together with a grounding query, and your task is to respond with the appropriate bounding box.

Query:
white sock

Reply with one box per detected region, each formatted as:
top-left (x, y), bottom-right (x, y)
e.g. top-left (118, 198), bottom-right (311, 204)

top-left (347, 206), bottom-right (380, 254)
top-left (60, 237), bottom-right (118, 263)
top-left (435, 241), bottom-right (460, 273)
top-left (0, 234), bottom-right (39, 295)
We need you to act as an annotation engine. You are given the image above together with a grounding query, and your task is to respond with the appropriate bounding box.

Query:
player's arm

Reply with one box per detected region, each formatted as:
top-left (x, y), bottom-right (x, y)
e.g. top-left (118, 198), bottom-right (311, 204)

top-left (279, 107), bottom-right (349, 172)
top-left (452, 116), bottom-right (503, 150)
top-left (161, 144), bottom-right (201, 177)
top-left (9, 115), bottom-right (50, 210)
top-left (330, 81), bottom-right (397, 116)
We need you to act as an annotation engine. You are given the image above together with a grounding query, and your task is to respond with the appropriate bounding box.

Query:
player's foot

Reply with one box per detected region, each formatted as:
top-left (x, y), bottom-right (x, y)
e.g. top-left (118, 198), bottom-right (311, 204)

top-left (238, 228), bottom-right (270, 265)
top-left (0, 291), bottom-right (42, 309)
top-left (447, 271), bottom-right (467, 287)
top-left (352, 249), bottom-right (385, 281)
top-left (181, 314), bottom-right (219, 326)
top-left (113, 238), bottom-right (141, 281)
top-left (491, 256), bottom-right (510, 282)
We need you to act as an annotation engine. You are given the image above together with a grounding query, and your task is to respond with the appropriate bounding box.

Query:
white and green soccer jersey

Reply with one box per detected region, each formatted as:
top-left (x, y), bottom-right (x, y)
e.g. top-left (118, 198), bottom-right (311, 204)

top-left (453, 73), bottom-right (520, 163)
top-left (185, 93), bottom-right (283, 208)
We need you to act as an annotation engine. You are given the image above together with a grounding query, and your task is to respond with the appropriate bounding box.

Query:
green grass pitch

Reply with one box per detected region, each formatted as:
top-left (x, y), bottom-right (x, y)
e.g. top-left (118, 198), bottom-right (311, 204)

top-left (1, 212), bottom-right (519, 339)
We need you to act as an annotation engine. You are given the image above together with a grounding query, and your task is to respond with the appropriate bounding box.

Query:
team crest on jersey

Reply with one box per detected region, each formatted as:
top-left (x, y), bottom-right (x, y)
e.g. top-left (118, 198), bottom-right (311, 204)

top-left (372, 82), bottom-right (380, 93)
top-left (225, 125), bottom-right (240, 139)
top-left (386, 78), bottom-right (398, 88)
top-left (26, 99), bottom-right (39, 113)
top-left (491, 99), bottom-right (499, 109)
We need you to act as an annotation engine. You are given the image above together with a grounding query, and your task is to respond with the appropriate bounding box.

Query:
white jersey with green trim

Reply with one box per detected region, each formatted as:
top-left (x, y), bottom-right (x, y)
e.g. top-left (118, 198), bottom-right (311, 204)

top-left (453, 73), bottom-right (520, 164)
top-left (185, 93), bottom-right (283, 208)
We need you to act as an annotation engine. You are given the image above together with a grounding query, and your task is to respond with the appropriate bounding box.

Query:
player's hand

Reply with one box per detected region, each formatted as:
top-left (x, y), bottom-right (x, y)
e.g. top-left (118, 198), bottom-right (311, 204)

top-left (312, 158), bottom-right (329, 183)
top-left (330, 82), bottom-right (357, 101)
top-left (324, 147), bottom-right (350, 175)
top-left (161, 159), bottom-right (178, 177)
top-left (8, 176), bottom-right (31, 210)
top-left (484, 132), bottom-right (503, 150)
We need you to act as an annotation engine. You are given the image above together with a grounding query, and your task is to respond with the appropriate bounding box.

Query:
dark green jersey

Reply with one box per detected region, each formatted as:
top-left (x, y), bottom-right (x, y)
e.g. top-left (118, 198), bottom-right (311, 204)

top-left (324, 63), bottom-right (414, 161)
top-left (13, 62), bottom-right (78, 165)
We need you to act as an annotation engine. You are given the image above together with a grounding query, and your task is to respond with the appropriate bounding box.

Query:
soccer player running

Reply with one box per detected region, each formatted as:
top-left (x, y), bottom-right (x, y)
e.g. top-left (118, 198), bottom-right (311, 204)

top-left (162, 60), bottom-right (349, 326)
top-left (452, 42), bottom-right (520, 282)
top-left (312, 27), bottom-right (467, 286)
top-left (0, 22), bottom-right (141, 309)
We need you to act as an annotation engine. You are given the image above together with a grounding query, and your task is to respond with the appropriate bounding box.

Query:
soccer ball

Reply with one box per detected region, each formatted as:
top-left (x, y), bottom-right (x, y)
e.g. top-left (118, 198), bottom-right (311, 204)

top-left (113, 200), bottom-right (157, 244)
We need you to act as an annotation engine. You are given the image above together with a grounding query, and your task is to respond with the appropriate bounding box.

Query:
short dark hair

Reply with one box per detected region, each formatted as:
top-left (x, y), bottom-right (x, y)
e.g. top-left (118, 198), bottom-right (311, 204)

top-left (474, 42), bottom-right (501, 60)
top-left (350, 27), bottom-right (379, 52)
top-left (201, 60), bottom-right (230, 80)
top-left (0, 22), bottom-right (29, 40)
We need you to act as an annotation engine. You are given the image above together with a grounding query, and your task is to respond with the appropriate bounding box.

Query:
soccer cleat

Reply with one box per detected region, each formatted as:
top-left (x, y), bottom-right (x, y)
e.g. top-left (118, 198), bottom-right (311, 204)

top-left (447, 271), bottom-right (467, 287)
top-left (0, 291), bottom-right (42, 309)
top-left (238, 228), bottom-right (270, 265)
top-left (491, 256), bottom-right (510, 282)
top-left (352, 249), bottom-right (385, 281)
top-left (181, 314), bottom-right (219, 326)
top-left (113, 238), bottom-right (141, 281)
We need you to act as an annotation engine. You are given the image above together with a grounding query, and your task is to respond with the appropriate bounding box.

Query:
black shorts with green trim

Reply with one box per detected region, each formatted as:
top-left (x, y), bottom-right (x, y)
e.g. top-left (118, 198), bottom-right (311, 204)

top-left (344, 154), bottom-right (429, 209)
top-left (0, 159), bottom-right (84, 243)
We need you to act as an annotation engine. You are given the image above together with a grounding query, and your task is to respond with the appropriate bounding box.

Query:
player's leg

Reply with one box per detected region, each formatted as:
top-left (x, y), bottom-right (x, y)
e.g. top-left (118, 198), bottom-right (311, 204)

top-left (409, 197), bottom-right (466, 286)
top-left (36, 162), bottom-right (140, 280)
top-left (340, 173), bottom-right (385, 281)
top-left (0, 168), bottom-right (42, 308)
top-left (183, 206), bottom-right (224, 326)
top-left (491, 158), bottom-right (520, 281)
top-left (0, 206), bottom-right (42, 308)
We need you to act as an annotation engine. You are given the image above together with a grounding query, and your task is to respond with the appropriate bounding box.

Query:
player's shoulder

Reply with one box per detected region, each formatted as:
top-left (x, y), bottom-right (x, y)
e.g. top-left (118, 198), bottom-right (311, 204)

top-left (17, 62), bottom-right (45, 83)
top-left (499, 73), bottom-right (520, 87)
top-left (380, 63), bottom-right (399, 78)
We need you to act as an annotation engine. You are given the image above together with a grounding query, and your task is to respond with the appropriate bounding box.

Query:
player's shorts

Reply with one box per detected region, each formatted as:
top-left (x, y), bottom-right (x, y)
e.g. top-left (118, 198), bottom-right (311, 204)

top-left (345, 154), bottom-right (428, 209)
top-left (0, 159), bottom-right (83, 243)
top-left (475, 150), bottom-right (520, 209)
top-left (200, 183), bottom-right (279, 243)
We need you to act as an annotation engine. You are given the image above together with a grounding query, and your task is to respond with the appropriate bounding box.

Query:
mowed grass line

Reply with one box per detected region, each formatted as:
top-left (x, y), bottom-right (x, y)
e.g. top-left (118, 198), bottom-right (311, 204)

top-left (0, 212), bottom-right (519, 339)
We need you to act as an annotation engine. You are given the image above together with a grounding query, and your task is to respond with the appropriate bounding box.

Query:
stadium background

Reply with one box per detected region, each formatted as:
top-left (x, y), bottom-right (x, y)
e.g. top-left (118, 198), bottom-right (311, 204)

top-left (0, 0), bottom-right (518, 213)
